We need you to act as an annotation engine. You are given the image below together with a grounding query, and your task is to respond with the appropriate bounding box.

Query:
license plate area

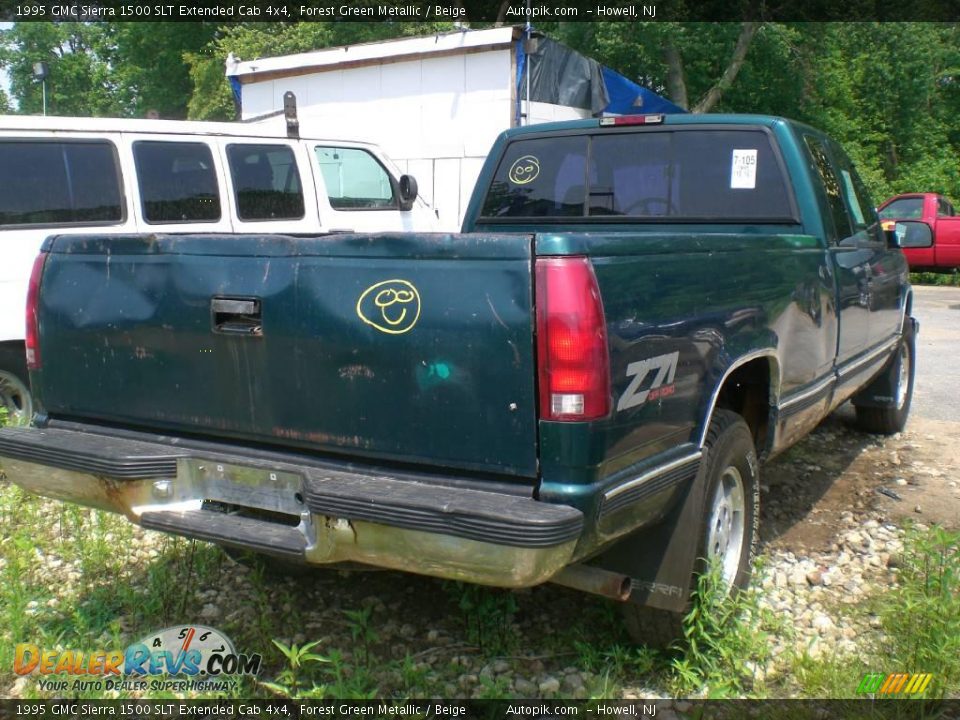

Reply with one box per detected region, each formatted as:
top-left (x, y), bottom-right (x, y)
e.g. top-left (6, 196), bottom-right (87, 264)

top-left (178, 458), bottom-right (305, 516)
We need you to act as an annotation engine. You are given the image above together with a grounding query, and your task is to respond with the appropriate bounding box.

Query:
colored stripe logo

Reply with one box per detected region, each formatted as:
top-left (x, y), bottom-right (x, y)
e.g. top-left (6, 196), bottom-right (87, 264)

top-left (857, 672), bottom-right (933, 694)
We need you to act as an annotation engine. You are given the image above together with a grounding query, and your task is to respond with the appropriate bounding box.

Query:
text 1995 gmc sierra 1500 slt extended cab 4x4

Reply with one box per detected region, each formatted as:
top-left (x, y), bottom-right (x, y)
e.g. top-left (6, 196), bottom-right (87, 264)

top-left (0, 114), bottom-right (929, 645)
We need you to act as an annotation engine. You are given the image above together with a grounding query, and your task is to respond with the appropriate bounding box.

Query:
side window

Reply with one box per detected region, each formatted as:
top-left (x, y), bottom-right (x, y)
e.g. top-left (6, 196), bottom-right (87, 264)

top-left (227, 144), bottom-right (304, 221)
top-left (133, 141), bottom-right (220, 223)
top-left (803, 136), bottom-right (851, 244)
top-left (937, 197), bottom-right (954, 217)
top-left (0, 140), bottom-right (123, 227)
top-left (314, 147), bottom-right (396, 210)
top-left (831, 143), bottom-right (881, 243)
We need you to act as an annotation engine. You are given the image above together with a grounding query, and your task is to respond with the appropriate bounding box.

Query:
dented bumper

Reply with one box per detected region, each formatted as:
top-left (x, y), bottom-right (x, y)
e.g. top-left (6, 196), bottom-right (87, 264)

top-left (0, 426), bottom-right (582, 587)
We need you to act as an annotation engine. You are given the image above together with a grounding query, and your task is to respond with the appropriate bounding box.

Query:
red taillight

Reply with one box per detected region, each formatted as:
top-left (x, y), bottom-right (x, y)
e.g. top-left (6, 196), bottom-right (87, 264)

top-left (25, 252), bottom-right (47, 371)
top-left (535, 256), bottom-right (610, 421)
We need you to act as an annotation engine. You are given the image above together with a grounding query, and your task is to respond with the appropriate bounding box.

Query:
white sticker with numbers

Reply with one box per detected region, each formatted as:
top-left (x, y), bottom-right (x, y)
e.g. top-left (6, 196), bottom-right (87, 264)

top-left (730, 149), bottom-right (758, 189)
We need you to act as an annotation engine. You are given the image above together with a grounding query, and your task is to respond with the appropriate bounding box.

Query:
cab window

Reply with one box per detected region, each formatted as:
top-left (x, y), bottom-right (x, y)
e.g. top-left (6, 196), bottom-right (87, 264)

top-left (314, 147), bottom-right (396, 210)
top-left (879, 197), bottom-right (924, 220)
top-left (0, 140), bottom-right (123, 227)
top-left (133, 141), bottom-right (220, 223)
top-left (227, 144), bottom-right (304, 221)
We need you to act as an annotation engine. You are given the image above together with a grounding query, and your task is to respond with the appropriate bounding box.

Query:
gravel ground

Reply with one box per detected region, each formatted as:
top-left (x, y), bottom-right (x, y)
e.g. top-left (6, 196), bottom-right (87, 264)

top-left (4, 405), bottom-right (956, 701)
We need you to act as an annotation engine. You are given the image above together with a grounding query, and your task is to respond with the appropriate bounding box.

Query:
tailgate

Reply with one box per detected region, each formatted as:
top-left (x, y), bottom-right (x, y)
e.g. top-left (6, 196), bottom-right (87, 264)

top-left (36, 233), bottom-right (538, 477)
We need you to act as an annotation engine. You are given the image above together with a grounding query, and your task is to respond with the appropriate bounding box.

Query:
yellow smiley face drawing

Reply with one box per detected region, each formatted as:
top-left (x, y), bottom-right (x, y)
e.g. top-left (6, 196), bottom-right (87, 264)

top-left (508, 155), bottom-right (540, 185)
top-left (356, 279), bottom-right (421, 335)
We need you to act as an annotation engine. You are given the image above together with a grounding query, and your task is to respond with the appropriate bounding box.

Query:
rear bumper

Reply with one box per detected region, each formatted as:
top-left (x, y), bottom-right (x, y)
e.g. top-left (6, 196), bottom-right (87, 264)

top-left (0, 426), bottom-right (582, 587)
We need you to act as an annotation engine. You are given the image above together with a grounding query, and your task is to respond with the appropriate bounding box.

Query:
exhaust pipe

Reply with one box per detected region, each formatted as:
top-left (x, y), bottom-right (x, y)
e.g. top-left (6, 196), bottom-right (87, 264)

top-left (550, 564), bottom-right (632, 602)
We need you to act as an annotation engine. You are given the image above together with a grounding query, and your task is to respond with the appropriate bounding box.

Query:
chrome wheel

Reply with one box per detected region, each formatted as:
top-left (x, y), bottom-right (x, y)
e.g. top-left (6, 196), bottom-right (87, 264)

top-left (896, 343), bottom-right (910, 410)
top-left (0, 370), bottom-right (32, 426)
top-left (706, 465), bottom-right (746, 591)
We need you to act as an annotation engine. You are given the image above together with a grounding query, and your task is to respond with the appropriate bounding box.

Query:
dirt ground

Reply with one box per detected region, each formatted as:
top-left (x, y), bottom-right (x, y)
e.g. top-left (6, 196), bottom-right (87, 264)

top-left (761, 409), bottom-right (960, 555)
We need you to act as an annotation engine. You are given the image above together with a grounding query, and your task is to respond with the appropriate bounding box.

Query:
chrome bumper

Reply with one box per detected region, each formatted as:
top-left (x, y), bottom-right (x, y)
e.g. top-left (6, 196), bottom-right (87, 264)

top-left (0, 427), bottom-right (582, 588)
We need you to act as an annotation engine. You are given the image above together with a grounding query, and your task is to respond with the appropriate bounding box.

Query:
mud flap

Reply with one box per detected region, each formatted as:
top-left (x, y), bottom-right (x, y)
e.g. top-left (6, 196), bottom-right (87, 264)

top-left (853, 317), bottom-right (917, 409)
top-left (590, 466), bottom-right (708, 613)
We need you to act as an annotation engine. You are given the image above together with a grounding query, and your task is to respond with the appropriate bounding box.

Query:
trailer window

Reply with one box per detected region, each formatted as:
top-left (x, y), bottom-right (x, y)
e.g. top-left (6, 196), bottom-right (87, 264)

top-left (480, 129), bottom-right (795, 222)
top-left (134, 141), bottom-right (220, 223)
top-left (227, 144), bottom-right (304, 221)
top-left (314, 147), bottom-right (396, 210)
top-left (0, 140), bottom-right (123, 227)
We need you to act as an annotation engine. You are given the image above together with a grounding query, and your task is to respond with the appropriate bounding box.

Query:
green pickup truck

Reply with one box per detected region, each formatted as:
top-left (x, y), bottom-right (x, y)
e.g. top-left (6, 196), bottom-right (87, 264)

top-left (0, 114), bottom-right (927, 645)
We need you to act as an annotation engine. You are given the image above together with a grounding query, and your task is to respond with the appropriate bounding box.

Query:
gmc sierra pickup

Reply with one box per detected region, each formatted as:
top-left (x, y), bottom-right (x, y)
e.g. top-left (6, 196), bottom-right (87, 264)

top-left (0, 114), bottom-right (927, 645)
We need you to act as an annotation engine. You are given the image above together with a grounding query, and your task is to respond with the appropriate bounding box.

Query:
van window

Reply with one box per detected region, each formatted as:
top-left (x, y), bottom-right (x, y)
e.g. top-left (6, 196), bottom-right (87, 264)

top-left (314, 147), bottom-right (396, 210)
top-left (0, 140), bottom-right (123, 227)
top-left (227, 144), bottom-right (304, 221)
top-left (480, 129), bottom-right (795, 221)
top-left (133, 141), bottom-right (220, 223)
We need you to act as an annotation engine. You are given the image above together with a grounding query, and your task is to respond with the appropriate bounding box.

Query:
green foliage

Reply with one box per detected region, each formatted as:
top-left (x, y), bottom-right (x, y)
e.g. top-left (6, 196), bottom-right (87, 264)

top-left (447, 582), bottom-right (518, 654)
top-left (343, 606), bottom-right (379, 667)
top-left (911, 270), bottom-right (960, 286)
top-left (259, 639), bottom-right (330, 699)
top-left (0, 22), bottom-right (217, 118)
top-left (669, 559), bottom-right (777, 698)
top-left (877, 525), bottom-right (960, 698)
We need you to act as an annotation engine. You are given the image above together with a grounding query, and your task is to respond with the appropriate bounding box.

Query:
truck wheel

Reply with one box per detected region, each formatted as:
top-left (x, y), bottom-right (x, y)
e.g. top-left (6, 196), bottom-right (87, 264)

top-left (854, 323), bottom-right (915, 435)
top-left (622, 410), bottom-right (759, 648)
top-left (0, 368), bottom-right (33, 427)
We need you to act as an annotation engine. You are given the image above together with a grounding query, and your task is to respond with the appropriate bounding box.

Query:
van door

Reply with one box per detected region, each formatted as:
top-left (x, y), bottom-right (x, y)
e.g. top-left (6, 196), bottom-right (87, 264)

top-left (218, 139), bottom-right (322, 235)
top-left (309, 144), bottom-right (413, 233)
top-left (123, 135), bottom-right (234, 234)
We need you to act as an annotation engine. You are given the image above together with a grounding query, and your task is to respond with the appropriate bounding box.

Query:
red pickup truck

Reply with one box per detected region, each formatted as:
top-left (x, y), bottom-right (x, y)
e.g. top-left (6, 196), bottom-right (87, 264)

top-left (879, 193), bottom-right (960, 271)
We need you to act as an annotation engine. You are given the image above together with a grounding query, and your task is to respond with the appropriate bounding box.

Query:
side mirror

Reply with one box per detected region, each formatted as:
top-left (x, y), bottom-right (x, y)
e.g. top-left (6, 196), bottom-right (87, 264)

top-left (398, 174), bottom-right (418, 211)
top-left (888, 220), bottom-right (933, 249)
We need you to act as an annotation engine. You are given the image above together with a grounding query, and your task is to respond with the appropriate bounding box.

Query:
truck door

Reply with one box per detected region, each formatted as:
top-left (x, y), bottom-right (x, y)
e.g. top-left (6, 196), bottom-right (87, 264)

top-left (802, 135), bottom-right (871, 365)
top-left (828, 141), bottom-right (906, 345)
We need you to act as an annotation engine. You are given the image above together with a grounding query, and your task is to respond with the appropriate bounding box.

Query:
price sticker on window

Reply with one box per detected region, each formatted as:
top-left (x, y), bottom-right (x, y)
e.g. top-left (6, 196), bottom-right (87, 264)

top-left (730, 149), bottom-right (758, 189)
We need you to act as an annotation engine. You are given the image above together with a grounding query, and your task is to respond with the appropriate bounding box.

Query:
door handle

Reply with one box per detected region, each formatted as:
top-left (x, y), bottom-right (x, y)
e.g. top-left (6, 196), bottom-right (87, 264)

top-left (211, 297), bottom-right (262, 336)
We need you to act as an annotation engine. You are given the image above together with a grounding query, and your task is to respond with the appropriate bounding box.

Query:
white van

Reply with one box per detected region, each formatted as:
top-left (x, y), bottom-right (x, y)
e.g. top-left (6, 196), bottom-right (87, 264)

top-left (0, 114), bottom-right (436, 425)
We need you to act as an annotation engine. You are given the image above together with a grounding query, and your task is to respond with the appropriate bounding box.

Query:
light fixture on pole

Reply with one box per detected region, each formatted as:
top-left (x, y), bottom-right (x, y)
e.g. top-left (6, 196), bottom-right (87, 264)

top-left (32, 62), bottom-right (49, 116)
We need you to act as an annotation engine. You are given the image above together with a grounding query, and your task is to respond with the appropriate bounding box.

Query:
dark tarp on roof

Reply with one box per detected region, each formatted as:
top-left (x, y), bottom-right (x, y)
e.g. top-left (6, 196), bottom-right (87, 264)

top-left (515, 34), bottom-right (685, 121)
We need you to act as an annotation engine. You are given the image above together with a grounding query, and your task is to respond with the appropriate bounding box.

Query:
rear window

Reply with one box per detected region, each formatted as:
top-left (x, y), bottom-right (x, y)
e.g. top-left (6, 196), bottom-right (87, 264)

top-left (879, 197), bottom-right (924, 220)
top-left (0, 140), bottom-right (123, 227)
top-left (480, 129), bottom-right (796, 222)
top-left (133, 141), bottom-right (220, 224)
top-left (227, 144), bottom-right (304, 221)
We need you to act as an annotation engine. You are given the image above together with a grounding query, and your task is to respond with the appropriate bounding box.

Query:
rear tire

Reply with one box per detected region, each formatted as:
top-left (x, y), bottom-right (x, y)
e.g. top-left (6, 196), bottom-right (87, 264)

top-left (622, 410), bottom-right (759, 648)
top-left (854, 322), bottom-right (915, 435)
top-left (0, 344), bottom-right (32, 427)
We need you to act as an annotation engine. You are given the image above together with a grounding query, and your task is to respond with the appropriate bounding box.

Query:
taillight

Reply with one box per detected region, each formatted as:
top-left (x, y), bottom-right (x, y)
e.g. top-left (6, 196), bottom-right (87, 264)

top-left (25, 252), bottom-right (47, 370)
top-left (535, 256), bottom-right (610, 421)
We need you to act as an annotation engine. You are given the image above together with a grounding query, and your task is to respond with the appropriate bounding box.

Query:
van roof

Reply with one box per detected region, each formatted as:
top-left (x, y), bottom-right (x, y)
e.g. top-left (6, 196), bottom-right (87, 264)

top-left (0, 113), bottom-right (381, 147)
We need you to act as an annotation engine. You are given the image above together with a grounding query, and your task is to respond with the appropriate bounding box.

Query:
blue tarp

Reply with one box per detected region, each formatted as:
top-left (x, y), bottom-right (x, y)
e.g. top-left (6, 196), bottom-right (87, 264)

top-left (600, 66), bottom-right (686, 115)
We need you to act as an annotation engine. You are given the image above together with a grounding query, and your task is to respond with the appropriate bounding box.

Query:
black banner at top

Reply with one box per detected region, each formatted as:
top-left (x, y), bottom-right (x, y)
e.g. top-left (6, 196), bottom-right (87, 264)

top-left (1, 0), bottom-right (959, 22)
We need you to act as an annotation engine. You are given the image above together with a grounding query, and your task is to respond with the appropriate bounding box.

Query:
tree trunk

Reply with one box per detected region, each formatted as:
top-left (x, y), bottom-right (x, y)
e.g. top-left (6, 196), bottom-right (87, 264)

top-left (692, 22), bottom-right (759, 114)
top-left (662, 44), bottom-right (688, 111)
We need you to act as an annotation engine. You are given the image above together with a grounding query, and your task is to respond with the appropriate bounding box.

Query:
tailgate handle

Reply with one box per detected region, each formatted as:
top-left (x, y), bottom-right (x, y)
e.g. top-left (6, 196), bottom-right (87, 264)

top-left (212, 297), bottom-right (262, 336)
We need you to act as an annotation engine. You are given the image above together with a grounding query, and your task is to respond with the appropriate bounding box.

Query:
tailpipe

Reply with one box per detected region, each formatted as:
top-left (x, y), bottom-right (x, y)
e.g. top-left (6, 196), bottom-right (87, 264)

top-left (549, 564), bottom-right (632, 602)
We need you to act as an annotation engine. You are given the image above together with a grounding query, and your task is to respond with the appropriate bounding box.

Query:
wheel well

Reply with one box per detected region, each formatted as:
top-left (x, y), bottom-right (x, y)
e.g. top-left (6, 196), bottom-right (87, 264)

top-left (714, 358), bottom-right (773, 453)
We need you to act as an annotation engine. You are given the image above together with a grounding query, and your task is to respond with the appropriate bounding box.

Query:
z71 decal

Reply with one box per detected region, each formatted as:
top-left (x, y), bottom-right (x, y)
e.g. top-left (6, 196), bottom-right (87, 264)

top-left (616, 351), bottom-right (680, 412)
